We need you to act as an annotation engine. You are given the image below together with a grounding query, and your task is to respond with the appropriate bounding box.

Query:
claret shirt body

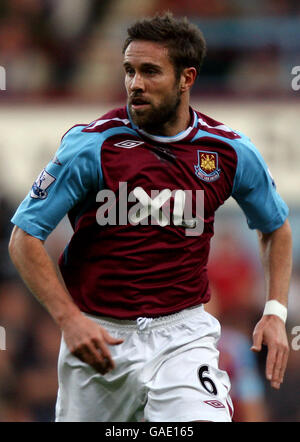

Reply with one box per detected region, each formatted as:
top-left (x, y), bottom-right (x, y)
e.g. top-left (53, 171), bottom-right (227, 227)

top-left (12, 106), bottom-right (288, 319)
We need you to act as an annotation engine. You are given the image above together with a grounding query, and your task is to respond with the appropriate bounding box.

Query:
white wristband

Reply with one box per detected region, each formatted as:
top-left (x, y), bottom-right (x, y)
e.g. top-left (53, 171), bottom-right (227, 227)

top-left (263, 300), bottom-right (287, 323)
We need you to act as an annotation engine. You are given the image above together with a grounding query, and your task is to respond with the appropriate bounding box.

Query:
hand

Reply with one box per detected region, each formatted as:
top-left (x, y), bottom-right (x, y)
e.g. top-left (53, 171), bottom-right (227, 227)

top-left (61, 313), bottom-right (124, 375)
top-left (251, 315), bottom-right (289, 389)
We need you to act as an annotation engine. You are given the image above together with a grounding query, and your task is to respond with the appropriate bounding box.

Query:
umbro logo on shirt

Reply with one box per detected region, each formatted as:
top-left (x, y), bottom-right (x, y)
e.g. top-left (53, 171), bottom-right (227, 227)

top-left (114, 140), bottom-right (144, 149)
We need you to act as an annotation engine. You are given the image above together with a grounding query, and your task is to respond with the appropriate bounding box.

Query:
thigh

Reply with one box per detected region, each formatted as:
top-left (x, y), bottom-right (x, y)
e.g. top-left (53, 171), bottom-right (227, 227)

top-left (145, 317), bottom-right (233, 422)
top-left (55, 333), bottom-right (145, 422)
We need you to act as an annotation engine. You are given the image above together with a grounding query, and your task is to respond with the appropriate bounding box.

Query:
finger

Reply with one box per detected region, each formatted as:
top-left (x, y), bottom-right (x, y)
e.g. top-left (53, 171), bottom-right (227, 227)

top-left (93, 336), bottom-right (116, 370)
top-left (88, 350), bottom-right (112, 375)
top-left (272, 347), bottom-right (288, 383)
top-left (106, 336), bottom-right (124, 345)
top-left (279, 347), bottom-right (289, 383)
top-left (273, 346), bottom-right (289, 387)
top-left (74, 344), bottom-right (111, 375)
top-left (266, 345), bottom-right (278, 383)
top-left (271, 381), bottom-right (281, 389)
top-left (102, 329), bottom-right (124, 346)
top-left (251, 328), bottom-right (263, 352)
top-left (271, 351), bottom-right (283, 388)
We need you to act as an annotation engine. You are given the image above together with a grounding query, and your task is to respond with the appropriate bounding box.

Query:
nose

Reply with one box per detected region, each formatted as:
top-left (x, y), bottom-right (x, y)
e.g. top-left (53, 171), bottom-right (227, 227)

top-left (130, 73), bottom-right (145, 92)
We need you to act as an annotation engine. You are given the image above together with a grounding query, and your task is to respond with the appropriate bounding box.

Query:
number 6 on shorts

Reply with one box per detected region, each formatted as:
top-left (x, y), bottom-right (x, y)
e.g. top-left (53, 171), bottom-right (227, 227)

top-left (198, 365), bottom-right (218, 395)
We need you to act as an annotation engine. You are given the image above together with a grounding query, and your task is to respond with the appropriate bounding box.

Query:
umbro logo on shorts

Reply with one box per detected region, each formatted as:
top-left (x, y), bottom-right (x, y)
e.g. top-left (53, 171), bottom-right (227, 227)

top-left (204, 400), bottom-right (225, 409)
top-left (114, 140), bottom-right (144, 148)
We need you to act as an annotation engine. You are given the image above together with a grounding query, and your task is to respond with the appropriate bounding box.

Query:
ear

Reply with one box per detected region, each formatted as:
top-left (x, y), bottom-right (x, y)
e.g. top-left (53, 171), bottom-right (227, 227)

top-left (180, 67), bottom-right (197, 92)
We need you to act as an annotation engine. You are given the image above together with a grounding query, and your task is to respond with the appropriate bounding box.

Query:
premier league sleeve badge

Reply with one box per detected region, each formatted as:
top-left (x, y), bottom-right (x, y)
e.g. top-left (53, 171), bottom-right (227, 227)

top-left (30, 169), bottom-right (56, 199)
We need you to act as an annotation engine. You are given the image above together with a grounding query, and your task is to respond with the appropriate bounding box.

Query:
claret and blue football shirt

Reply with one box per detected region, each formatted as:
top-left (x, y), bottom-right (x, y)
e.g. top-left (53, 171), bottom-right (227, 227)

top-left (11, 106), bottom-right (288, 319)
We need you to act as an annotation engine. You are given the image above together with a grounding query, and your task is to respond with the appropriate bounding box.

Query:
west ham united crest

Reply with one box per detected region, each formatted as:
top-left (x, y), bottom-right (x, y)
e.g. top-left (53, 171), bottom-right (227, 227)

top-left (194, 150), bottom-right (221, 182)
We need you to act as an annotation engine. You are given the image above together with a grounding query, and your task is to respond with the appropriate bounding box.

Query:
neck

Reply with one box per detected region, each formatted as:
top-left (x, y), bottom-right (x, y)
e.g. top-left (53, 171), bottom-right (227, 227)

top-left (158, 104), bottom-right (191, 137)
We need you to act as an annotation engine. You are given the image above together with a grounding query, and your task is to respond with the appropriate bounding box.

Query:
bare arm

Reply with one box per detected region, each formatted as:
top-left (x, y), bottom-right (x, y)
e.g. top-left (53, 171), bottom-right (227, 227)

top-left (251, 218), bottom-right (292, 389)
top-left (8, 226), bottom-right (123, 374)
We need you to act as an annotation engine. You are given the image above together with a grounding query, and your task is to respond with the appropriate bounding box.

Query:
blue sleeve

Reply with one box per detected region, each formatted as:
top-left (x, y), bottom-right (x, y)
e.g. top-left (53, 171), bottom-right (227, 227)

top-left (231, 136), bottom-right (289, 233)
top-left (11, 126), bottom-right (103, 240)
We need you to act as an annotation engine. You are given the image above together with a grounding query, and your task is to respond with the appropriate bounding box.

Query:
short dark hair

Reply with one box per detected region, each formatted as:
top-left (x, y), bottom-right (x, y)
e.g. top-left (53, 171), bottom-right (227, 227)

top-left (123, 12), bottom-right (207, 79)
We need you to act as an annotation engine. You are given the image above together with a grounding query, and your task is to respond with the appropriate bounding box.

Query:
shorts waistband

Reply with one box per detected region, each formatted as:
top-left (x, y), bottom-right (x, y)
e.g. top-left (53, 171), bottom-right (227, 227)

top-left (85, 304), bottom-right (204, 331)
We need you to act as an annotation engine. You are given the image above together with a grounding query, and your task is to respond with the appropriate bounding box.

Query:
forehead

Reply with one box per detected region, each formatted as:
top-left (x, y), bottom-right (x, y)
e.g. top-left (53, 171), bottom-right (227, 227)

top-left (123, 40), bottom-right (172, 67)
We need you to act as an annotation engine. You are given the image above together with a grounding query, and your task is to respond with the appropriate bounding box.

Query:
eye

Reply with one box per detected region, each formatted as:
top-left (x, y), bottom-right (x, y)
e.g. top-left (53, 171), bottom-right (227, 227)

top-left (124, 66), bottom-right (135, 76)
top-left (144, 68), bottom-right (159, 75)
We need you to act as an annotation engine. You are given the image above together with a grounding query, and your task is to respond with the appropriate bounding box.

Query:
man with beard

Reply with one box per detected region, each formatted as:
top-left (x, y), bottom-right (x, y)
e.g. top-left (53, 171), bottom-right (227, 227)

top-left (9, 13), bottom-right (292, 422)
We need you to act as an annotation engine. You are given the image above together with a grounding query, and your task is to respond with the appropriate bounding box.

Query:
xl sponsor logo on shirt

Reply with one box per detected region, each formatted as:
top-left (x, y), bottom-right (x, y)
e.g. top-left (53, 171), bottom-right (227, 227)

top-left (96, 182), bottom-right (204, 237)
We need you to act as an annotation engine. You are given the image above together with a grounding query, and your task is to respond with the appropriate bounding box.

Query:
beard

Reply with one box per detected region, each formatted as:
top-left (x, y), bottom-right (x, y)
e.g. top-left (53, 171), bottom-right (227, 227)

top-left (128, 87), bottom-right (182, 134)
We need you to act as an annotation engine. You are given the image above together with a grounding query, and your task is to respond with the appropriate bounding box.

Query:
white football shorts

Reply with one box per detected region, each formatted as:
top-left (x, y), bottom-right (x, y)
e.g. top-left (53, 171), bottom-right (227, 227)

top-left (55, 304), bottom-right (233, 422)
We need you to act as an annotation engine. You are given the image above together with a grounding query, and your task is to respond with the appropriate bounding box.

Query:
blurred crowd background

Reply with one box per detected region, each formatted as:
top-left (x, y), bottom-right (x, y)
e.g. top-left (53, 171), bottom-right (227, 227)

top-left (0, 0), bottom-right (300, 422)
top-left (1, 0), bottom-right (300, 101)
